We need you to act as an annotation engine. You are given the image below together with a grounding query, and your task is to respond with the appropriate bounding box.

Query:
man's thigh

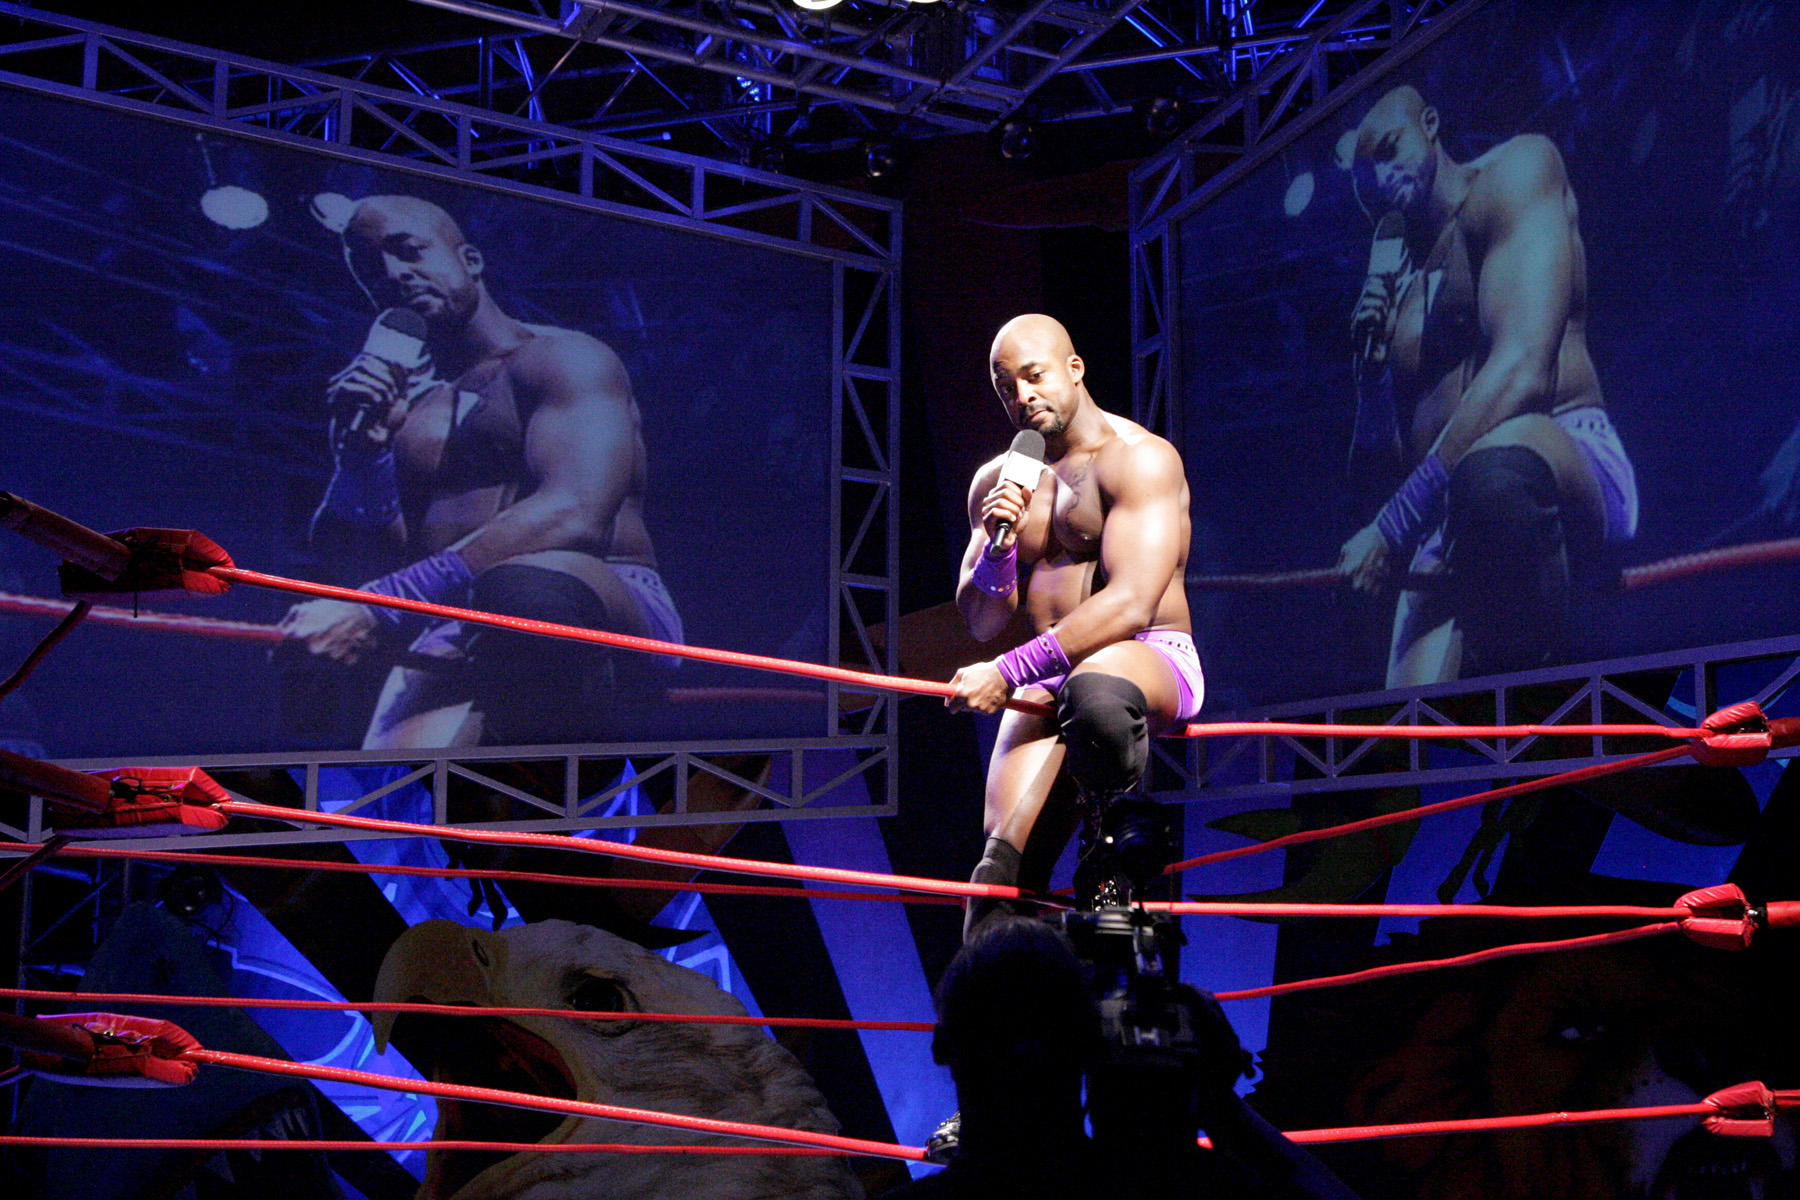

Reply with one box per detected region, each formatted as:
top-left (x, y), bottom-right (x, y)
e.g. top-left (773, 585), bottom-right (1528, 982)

top-left (1067, 639), bottom-right (1182, 732)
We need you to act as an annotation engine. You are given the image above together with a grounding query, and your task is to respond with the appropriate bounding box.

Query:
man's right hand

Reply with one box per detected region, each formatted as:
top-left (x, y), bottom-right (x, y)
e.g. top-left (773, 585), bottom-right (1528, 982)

top-left (978, 480), bottom-right (1033, 553)
top-left (1350, 273), bottom-right (1399, 362)
top-left (278, 598), bottom-right (380, 665)
top-left (327, 354), bottom-right (411, 449)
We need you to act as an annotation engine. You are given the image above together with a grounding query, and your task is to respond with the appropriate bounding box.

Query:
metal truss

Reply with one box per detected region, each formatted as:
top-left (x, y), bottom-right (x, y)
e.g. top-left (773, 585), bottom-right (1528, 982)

top-left (1129, 0), bottom-right (1473, 445)
top-left (0, 1), bottom-right (902, 825)
top-left (1151, 634), bottom-right (1800, 806)
top-left (401, 0), bottom-right (1153, 138)
top-left (0, 734), bottom-right (894, 853)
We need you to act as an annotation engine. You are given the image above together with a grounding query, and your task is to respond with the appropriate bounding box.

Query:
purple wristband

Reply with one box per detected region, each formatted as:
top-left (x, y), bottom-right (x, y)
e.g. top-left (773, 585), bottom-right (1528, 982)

top-left (970, 544), bottom-right (1018, 598)
top-left (1375, 453), bottom-right (1450, 551)
top-left (361, 548), bottom-right (476, 626)
top-left (995, 632), bottom-right (1071, 689)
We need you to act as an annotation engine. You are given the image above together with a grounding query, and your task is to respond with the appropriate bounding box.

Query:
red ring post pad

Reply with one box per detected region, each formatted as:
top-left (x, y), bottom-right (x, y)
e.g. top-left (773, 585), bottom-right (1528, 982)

top-left (50, 766), bottom-right (232, 837)
top-left (1677, 882), bottom-right (1762, 950)
top-left (1691, 700), bottom-right (1774, 767)
top-left (19, 1013), bottom-right (200, 1088)
top-left (215, 800), bottom-right (1034, 902)
top-left (59, 528), bottom-right (235, 602)
top-left (182, 1048), bottom-right (926, 1162)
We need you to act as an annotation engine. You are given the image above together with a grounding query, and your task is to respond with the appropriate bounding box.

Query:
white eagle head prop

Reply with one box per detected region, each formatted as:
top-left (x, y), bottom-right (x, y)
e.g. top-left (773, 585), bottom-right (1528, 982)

top-left (373, 918), bottom-right (865, 1200)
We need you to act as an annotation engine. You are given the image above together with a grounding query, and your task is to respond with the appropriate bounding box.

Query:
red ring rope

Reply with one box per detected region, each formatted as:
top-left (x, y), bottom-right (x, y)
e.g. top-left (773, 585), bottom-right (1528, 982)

top-left (183, 1047), bottom-right (927, 1162)
top-left (1214, 923), bottom-right (1678, 1002)
top-left (209, 566), bottom-right (1056, 719)
top-left (215, 799), bottom-right (1048, 903)
top-left (1162, 745), bottom-right (1693, 874)
top-left (0, 1136), bottom-right (842, 1155)
top-left (0, 985), bottom-right (933, 1033)
top-left (0, 843), bottom-right (964, 907)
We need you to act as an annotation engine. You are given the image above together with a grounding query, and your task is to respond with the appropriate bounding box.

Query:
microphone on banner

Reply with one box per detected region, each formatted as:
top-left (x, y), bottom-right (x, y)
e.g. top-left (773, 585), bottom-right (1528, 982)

top-left (330, 308), bottom-right (430, 436)
top-left (1354, 210), bottom-right (1409, 363)
top-left (987, 429), bottom-right (1047, 556)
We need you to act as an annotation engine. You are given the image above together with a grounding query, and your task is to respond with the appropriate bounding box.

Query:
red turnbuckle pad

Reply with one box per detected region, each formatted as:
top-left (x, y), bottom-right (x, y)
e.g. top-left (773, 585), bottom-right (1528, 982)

top-left (1691, 701), bottom-right (1773, 767)
top-left (58, 528), bottom-right (235, 602)
top-left (23, 1013), bottom-right (200, 1088)
top-left (1677, 883), bottom-right (1757, 950)
top-left (1700, 1081), bottom-right (1800, 1138)
top-left (48, 767), bottom-right (230, 837)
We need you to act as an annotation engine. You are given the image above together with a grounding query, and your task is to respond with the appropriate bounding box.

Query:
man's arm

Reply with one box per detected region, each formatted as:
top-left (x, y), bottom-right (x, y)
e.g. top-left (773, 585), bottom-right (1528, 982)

top-left (448, 334), bottom-right (639, 573)
top-left (956, 457), bottom-right (1024, 643)
top-left (1430, 135), bottom-right (1576, 466)
top-left (278, 334), bottom-right (639, 663)
top-left (1339, 138), bottom-right (1577, 589)
top-left (1041, 436), bottom-right (1186, 661)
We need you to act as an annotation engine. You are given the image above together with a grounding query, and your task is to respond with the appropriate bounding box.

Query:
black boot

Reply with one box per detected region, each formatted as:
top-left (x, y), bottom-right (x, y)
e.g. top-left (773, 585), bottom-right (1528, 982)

top-left (963, 835), bottom-right (1023, 943)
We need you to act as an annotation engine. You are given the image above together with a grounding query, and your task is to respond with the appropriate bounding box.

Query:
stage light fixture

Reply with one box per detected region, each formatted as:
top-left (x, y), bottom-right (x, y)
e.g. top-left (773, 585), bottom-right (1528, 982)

top-left (158, 866), bottom-right (223, 919)
top-left (863, 139), bottom-right (900, 179)
top-left (1137, 95), bottom-right (1187, 138)
top-left (792, 0), bottom-right (842, 10)
top-left (747, 137), bottom-right (791, 174)
top-left (998, 118), bottom-right (1036, 161)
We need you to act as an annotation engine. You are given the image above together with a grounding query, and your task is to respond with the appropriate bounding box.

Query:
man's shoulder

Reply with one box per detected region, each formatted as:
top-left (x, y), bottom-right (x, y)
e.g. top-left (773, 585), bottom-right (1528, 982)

top-left (508, 325), bottom-right (630, 398)
top-left (1095, 418), bottom-right (1183, 485)
top-left (1471, 134), bottom-right (1568, 211)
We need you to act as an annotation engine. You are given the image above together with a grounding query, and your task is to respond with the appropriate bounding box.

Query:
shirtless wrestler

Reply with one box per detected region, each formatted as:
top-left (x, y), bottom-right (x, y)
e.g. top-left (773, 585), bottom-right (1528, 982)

top-left (1336, 86), bottom-right (1638, 684)
top-left (278, 195), bottom-right (680, 749)
top-left (946, 315), bottom-right (1200, 936)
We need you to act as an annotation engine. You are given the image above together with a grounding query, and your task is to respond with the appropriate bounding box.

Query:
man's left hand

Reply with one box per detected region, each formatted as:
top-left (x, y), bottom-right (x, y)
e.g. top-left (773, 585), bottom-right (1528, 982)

top-left (1336, 522), bottom-right (1392, 594)
top-left (947, 661), bottom-right (1012, 714)
top-left (278, 598), bottom-right (381, 664)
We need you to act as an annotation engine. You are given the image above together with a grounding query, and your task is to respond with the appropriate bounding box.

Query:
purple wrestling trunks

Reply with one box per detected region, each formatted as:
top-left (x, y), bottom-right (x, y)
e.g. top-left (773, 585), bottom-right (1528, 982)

top-left (1032, 629), bottom-right (1206, 722)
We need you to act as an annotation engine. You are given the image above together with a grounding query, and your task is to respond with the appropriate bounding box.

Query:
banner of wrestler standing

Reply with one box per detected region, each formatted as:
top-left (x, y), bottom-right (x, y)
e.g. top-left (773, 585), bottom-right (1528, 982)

top-left (1177, 0), bottom-right (1800, 707)
top-left (0, 91), bottom-right (834, 756)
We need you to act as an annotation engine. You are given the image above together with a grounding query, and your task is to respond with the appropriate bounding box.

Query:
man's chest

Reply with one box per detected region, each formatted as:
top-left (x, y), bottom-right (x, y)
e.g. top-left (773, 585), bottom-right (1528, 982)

top-left (395, 358), bottom-right (526, 482)
top-left (1025, 456), bottom-right (1106, 561)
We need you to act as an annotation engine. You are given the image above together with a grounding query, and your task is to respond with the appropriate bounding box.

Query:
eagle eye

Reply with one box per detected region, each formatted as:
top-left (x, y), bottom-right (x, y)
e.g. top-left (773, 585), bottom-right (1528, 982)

top-left (570, 975), bottom-right (629, 1014)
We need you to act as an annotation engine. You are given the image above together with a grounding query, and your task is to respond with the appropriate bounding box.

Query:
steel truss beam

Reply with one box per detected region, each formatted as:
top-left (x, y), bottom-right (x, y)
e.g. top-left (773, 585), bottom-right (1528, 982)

top-left (1150, 634), bottom-right (1800, 806)
top-left (0, 0), bottom-right (901, 828)
top-left (402, 0), bottom-right (1153, 136)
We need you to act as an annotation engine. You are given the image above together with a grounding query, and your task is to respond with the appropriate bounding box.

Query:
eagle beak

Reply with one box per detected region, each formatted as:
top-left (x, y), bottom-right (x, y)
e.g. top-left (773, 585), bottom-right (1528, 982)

top-left (372, 919), bottom-right (510, 1052)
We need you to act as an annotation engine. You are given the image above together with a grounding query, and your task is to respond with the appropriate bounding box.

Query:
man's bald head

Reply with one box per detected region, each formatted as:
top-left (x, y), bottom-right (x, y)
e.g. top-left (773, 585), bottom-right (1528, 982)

top-left (340, 194), bottom-right (485, 325)
top-left (991, 313), bottom-right (1076, 367)
top-left (990, 313), bottom-right (1088, 438)
top-left (344, 195), bottom-right (467, 250)
top-left (1348, 84), bottom-right (1442, 217)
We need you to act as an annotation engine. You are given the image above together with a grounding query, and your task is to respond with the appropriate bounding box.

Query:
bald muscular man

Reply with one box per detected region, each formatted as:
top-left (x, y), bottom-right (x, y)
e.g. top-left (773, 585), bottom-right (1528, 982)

top-left (1337, 86), bottom-right (1638, 683)
top-left (947, 315), bottom-right (1200, 932)
top-left (279, 195), bottom-right (680, 748)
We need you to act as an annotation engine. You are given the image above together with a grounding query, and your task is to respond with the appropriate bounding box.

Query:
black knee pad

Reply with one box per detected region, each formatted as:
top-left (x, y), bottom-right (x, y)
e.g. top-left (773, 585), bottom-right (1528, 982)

top-left (467, 564), bottom-right (618, 744)
top-left (1055, 673), bottom-right (1149, 799)
top-left (1445, 445), bottom-right (1570, 673)
top-left (472, 564), bottom-right (613, 628)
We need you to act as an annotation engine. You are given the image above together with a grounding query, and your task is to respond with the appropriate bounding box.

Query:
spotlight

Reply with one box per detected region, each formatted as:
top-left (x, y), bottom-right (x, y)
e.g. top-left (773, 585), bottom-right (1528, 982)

top-left (1136, 95), bottom-right (1187, 138)
top-left (200, 185), bottom-right (269, 230)
top-left (792, 0), bottom-right (841, 9)
top-left (158, 866), bottom-right (223, 919)
top-left (746, 137), bottom-right (791, 174)
top-left (997, 117), bottom-right (1035, 162)
top-left (862, 139), bottom-right (901, 180)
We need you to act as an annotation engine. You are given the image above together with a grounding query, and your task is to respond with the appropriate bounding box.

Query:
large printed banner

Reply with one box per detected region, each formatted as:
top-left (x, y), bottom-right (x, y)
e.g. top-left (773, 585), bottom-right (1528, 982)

top-left (1180, 0), bottom-right (1800, 708)
top-left (0, 91), bottom-right (834, 756)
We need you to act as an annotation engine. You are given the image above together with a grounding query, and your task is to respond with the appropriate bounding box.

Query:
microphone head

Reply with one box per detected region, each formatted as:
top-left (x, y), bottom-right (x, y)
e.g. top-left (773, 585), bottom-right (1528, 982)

top-left (1373, 210), bottom-right (1406, 241)
top-left (1367, 210), bottom-right (1408, 276)
top-left (1008, 429), bottom-right (1046, 463)
top-left (365, 307), bottom-right (430, 369)
top-left (377, 308), bottom-right (429, 340)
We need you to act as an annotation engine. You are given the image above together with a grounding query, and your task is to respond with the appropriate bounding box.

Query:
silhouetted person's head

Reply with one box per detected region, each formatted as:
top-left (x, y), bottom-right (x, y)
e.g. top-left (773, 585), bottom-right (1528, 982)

top-left (933, 916), bottom-right (1100, 1145)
